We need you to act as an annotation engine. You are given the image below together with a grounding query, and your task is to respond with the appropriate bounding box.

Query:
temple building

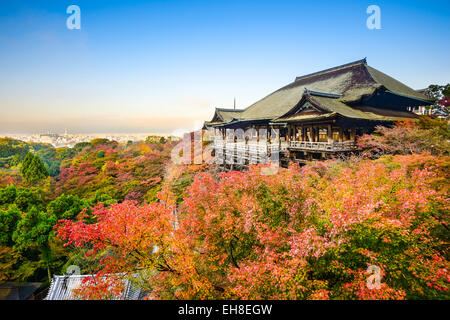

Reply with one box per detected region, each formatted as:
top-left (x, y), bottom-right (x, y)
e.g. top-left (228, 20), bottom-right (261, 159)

top-left (204, 59), bottom-right (432, 167)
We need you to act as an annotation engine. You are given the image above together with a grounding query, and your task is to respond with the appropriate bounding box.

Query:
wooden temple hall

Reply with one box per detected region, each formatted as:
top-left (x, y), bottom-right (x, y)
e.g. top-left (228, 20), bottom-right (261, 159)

top-left (203, 59), bottom-right (432, 167)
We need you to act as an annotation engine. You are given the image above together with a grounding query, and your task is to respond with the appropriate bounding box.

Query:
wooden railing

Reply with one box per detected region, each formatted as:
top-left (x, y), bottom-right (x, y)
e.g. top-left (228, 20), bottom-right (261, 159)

top-left (214, 140), bottom-right (285, 164)
top-left (212, 139), bottom-right (356, 167)
top-left (214, 140), bottom-right (354, 153)
top-left (289, 141), bottom-right (356, 151)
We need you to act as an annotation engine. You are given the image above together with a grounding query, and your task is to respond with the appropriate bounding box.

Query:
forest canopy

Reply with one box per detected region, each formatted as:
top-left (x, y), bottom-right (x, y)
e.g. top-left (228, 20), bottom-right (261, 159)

top-left (0, 118), bottom-right (448, 300)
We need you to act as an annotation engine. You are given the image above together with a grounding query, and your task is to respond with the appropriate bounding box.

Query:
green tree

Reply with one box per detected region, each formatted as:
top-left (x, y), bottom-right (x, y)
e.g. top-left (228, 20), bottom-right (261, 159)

top-left (72, 142), bottom-right (90, 153)
top-left (0, 185), bottom-right (17, 206)
top-left (12, 207), bottom-right (57, 282)
top-left (0, 138), bottom-right (29, 159)
top-left (47, 194), bottom-right (83, 220)
top-left (21, 153), bottom-right (49, 184)
top-left (36, 148), bottom-right (61, 177)
top-left (20, 153), bottom-right (34, 176)
top-left (90, 138), bottom-right (110, 146)
top-left (89, 191), bottom-right (117, 207)
top-left (10, 154), bottom-right (22, 167)
top-left (0, 205), bottom-right (20, 246)
top-left (14, 187), bottom-right (45, 212)
top-left (96, 150), bottom-right (106, 158)
top-left (425, 84), bottom-right (450, 114)
top-left (426, 84), bottom-right (450, 100)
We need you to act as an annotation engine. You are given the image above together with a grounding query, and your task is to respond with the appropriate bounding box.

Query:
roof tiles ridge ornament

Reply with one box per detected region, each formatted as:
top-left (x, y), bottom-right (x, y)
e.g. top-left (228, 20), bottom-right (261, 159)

top-left (295, 58), bottom-right (367, 82)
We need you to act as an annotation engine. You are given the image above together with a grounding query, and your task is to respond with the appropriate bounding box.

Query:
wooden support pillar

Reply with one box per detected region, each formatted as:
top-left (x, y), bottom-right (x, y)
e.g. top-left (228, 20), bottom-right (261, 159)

top-left (339, 128), bottom-right (343, 142)
top-left (350, 128), bottom-right (356, 142)
top-left (327, 124), bottom-right (333, 142)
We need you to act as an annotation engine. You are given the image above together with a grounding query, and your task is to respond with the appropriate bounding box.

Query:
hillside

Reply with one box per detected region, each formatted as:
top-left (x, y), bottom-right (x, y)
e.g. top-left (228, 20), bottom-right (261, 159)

top-left (0, 119), bottom-right (449, 300)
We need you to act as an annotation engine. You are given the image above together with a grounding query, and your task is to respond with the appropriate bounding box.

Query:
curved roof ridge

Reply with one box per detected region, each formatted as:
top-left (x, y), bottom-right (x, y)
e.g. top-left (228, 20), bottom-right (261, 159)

top-left (364, 65), bottom-right (432, 102)
top-left (294, 58), bottom-right (367, 82)
top-left (216, 107), bottom-right (245, 112)
top-left (304, 88), bottom-right (342, 98)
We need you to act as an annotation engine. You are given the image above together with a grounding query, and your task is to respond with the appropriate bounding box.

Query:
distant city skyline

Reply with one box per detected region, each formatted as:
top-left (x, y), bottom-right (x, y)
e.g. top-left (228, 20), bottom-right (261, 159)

top-left (2, 132), bottom-right (175, 148)
top-left (1, 0), bottom-right (449, 133)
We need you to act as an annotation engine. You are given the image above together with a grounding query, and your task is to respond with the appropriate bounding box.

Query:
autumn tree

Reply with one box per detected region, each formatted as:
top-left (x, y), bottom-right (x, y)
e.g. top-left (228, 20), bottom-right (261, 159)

top-left (56, 200), bottom-right (176, 298)
top-left (358, 118), bottom-right (450, 158)
top-left (57, 154), bottom-right (449, 300)
top-left (426, 84), bottom-right (450, 114)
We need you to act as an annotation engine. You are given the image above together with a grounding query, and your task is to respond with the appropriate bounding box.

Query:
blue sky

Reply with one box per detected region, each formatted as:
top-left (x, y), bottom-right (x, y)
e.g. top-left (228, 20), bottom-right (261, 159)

top-left (0, 0), bottom-right (449, 134)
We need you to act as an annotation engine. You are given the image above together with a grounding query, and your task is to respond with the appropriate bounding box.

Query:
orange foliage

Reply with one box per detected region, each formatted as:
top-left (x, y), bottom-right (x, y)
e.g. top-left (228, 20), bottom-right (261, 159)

top-left (57, 153), bottom-right (449, 300)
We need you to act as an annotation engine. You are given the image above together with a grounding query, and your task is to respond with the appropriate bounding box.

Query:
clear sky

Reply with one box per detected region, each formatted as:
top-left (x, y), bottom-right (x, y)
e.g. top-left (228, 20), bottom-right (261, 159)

top-left (0, 0), bottom-right (449, 134)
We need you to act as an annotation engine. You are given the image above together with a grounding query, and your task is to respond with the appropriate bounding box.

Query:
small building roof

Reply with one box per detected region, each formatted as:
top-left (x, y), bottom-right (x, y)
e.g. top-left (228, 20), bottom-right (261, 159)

top-left (215, 108), bottom-right (245, 122)
top-left (204, 108), bottom-right (245, 127)
top-left (0, 282), bottom-right (42, 300)
top-left (45, 274), bottom-right (146, 300)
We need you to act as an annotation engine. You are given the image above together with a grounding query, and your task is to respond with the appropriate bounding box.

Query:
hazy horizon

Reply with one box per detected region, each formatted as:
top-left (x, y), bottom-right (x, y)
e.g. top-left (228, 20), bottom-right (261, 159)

top-left (0, 131), bottom-right (172, 136)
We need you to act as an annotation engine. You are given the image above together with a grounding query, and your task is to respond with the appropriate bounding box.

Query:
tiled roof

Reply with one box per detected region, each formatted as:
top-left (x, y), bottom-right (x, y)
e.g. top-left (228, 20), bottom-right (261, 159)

top-left (45, 274), bottom-right (146, 300)
top-left (0, 282), bottom-right (42, 300)
top-left (274, 91), bottom-right (418, 123)
top-left (206, 59), bottom-right (431, 125)
top-left (215, 108), bottom-right (245, 122)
